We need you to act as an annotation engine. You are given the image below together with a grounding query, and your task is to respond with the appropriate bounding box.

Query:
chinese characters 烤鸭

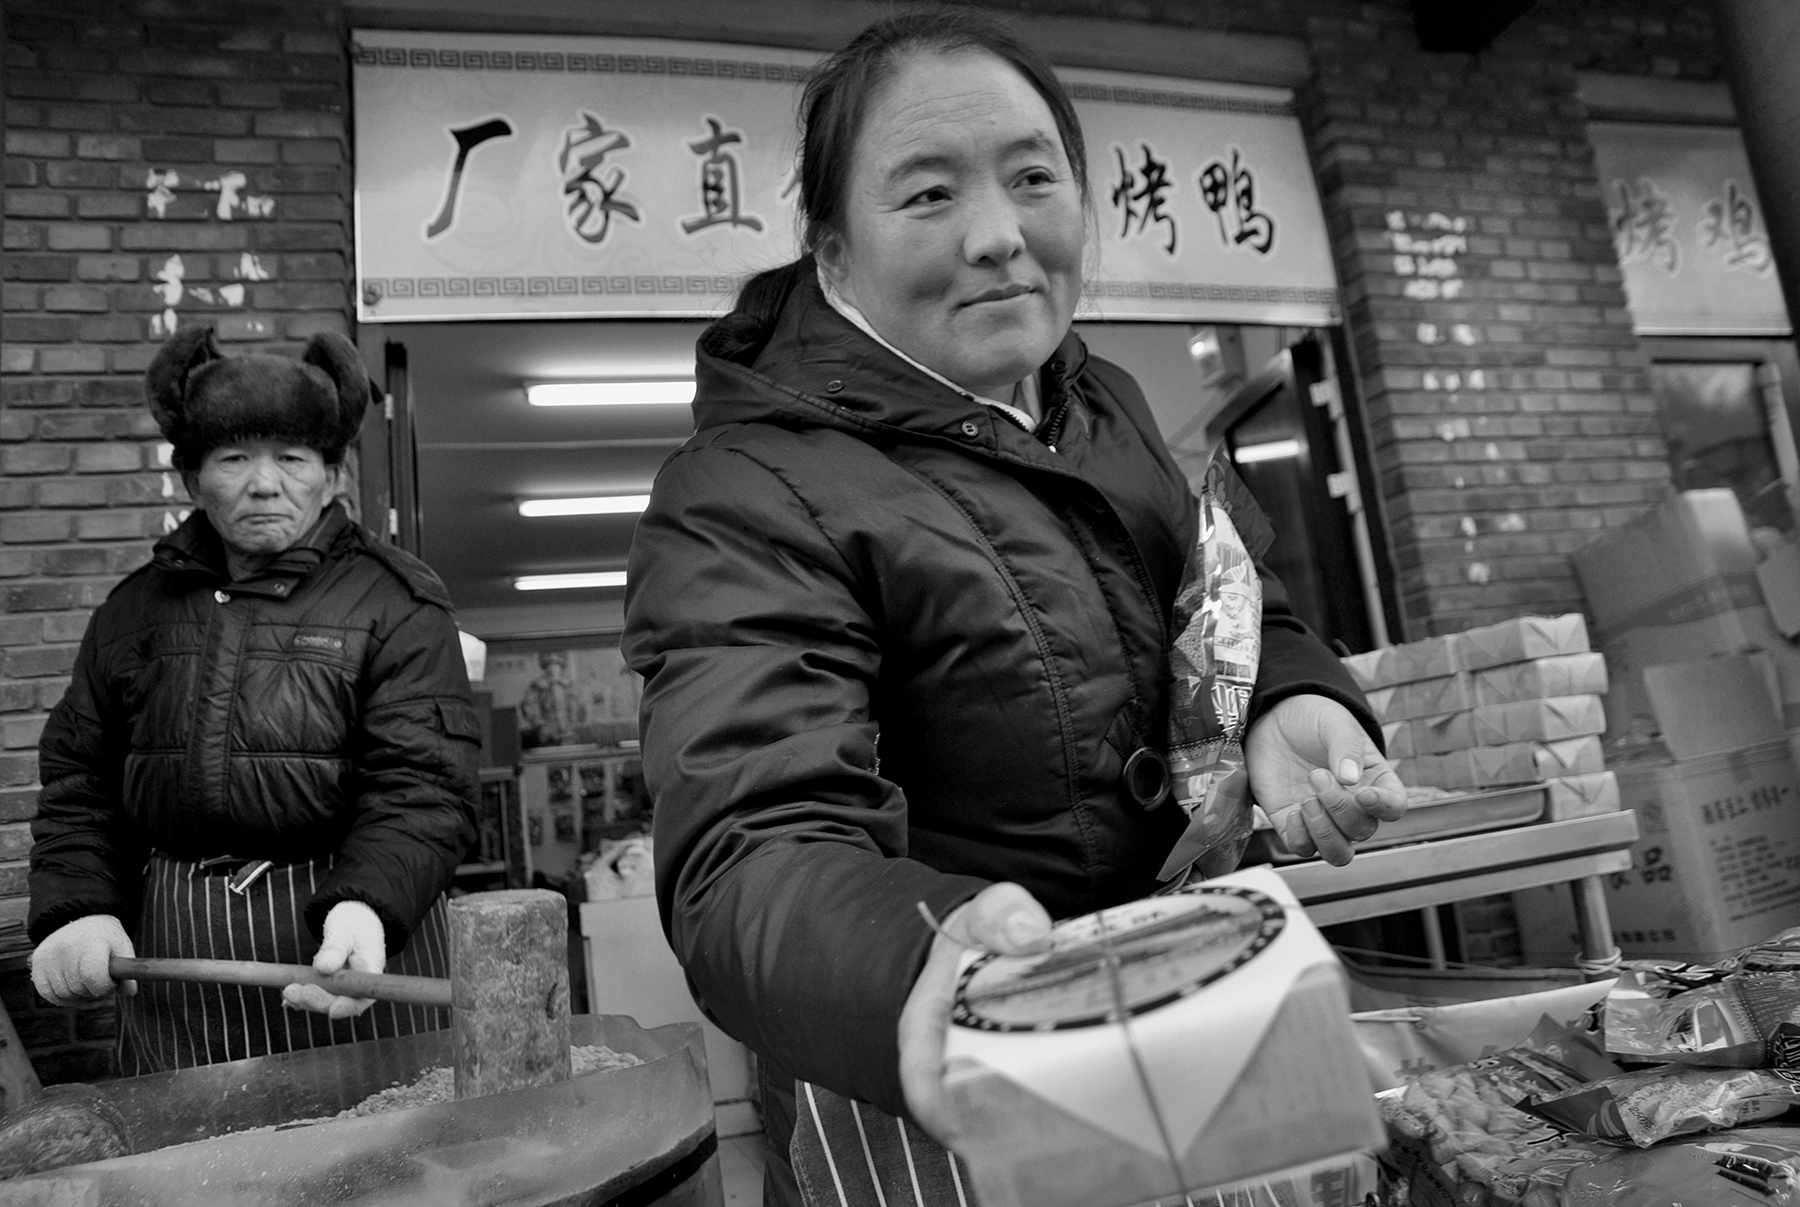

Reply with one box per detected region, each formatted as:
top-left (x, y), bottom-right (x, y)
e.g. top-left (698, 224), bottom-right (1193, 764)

top-left (1109, 143), bottom-right (1178, 255)
top-left (1608, 176), bottom-right (1680, 275)
top-left (1699, 179), bottom-right (1773, 276)
top-left (681, 117), bottom-right (764, 235)
top-left (560, 112), bottom-right (642, 246)
top-left (425, 118), bottom-right (513, 240)
top-left (1197, 147), bottom-right (1276, 256)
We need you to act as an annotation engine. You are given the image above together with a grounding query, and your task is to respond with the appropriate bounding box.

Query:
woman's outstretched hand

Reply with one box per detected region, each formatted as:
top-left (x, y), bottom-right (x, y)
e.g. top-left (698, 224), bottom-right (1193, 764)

top-left (1246, 693), bottom-right (1407, 866)
top-left (898, 882), bottom-right (1052, 1147)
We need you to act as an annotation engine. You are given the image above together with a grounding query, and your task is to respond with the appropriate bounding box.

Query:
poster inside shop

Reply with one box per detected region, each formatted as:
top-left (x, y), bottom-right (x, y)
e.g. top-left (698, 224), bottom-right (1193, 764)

top-left (352, 31), bottom-right (1340, 326)
top-left (482, 644), bottom-right (642, 751)
top-left (1589, 121), bottom-right (1791, 337)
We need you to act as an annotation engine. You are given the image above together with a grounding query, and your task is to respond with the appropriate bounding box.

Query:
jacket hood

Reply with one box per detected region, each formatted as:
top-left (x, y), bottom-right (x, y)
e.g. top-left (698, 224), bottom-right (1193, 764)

top-left (692, 271), bottom-right (1087, 443)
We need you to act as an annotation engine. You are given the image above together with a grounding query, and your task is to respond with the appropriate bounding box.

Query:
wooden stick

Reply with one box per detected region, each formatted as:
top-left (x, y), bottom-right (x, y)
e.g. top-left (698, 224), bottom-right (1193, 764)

top-left (108, 956), bottom-right (452, 1009)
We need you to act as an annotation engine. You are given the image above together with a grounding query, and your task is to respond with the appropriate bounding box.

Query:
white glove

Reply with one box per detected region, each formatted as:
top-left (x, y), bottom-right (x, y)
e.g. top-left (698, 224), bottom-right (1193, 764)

top-left (32, 914), bottom-right (136, 1005)
top-left (282, 901), bottom-right (384, 1020)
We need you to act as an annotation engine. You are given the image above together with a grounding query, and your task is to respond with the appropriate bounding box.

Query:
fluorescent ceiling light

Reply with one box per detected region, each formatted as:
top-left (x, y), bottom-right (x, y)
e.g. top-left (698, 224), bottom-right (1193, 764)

top-left (518, 494), bottom-right (651, 518)
top-left (526, 381), bottom-right (695, 407)
top-left (514, 571), bottom-right (628, 591)
top-left (1232, 439), bottom-right (1302, 464)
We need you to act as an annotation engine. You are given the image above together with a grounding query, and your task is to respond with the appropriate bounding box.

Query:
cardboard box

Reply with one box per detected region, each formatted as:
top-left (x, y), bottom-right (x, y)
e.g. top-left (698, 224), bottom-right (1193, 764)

top-left (1516, 742), bottom-right (1800, 965)
top-left (1470, 695), bottom-right (1606, 747)
top-left (1471, 652), bottom-right (1608, 706)
top-left (1341, 637), bottom-right (1458, 691)
top-left (1515, 657), bottom-right (1800, 966)
top-left (1411, 711), bottom-right (1474, 756)
top-left (1455, 614), bottom-right (1591, 671)
top-left (943, 868), bottom-right (1382, 1207)
top-left (1543, 771), bottom-right (1620, 820)
top-left (1574, 489), bottom-right (1800, 740)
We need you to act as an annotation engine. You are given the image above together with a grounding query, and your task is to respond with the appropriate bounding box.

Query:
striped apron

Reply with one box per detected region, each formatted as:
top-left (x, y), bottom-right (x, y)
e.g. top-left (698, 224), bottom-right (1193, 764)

top-left (791, 1081), bottom-right (979, 1207)
top-left (791, 1081), bottom-right (1364, 1207)
top-left (119, 853), bottom-right (452, 1075)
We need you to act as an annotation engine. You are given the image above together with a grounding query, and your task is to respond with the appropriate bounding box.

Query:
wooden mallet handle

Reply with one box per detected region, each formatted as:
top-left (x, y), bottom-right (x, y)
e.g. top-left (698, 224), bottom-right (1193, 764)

top-left (108, 956), bottom-right (452, 1009)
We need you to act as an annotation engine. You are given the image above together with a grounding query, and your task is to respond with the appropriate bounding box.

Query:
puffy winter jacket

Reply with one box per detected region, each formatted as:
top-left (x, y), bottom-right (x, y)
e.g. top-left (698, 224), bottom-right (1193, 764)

top-left (621, 274), bottom-right (1373, 1121)
top-left (30, 503), bottom-right (480, 954)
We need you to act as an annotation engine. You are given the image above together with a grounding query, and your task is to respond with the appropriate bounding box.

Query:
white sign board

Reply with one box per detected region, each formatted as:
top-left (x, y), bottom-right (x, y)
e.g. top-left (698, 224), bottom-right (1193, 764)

top-left (1060, 68), bottom-right (1339, 325)
top-left (353, 31), bottom-right (1338, 325)
top-left (1589, 121), bottom-right (1790, 336)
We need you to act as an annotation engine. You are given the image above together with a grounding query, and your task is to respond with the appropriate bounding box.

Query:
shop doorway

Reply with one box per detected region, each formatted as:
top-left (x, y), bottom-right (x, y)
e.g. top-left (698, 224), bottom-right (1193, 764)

top-left (1209, 336), bottom-right (1392, 655)
top-left (1073, 322), bottom-right (1397, 655)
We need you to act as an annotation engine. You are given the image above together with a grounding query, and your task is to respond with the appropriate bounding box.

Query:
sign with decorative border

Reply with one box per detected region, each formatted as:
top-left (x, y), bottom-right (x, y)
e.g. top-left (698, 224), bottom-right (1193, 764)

top-left (353, 31), bottom-right (1339, 325)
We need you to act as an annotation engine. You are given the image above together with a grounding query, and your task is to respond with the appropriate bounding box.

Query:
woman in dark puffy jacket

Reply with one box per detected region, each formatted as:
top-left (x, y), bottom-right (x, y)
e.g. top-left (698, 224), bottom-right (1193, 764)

top-left (623, 12), bottom-right (1405, 1205)
top-left (28, 326), bottom-right (480, 1073)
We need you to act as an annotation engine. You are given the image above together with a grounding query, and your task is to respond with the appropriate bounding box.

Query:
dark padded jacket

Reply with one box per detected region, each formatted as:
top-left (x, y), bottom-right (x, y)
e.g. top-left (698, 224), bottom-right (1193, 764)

top-left (29, 503), bottom-right (480, 954)
top-left (621, 275), bottom-right (1374, 1121)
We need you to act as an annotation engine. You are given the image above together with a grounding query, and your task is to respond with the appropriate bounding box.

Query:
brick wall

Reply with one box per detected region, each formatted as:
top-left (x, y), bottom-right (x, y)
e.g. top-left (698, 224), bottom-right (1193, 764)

top-left (1298, 4), bottom-right (1675, 636)
top-left (1, 0), bottom-right (351, 1083)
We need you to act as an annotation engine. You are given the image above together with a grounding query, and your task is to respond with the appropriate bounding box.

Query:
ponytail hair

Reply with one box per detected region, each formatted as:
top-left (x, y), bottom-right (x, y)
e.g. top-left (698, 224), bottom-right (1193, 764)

top-left (708, 256), bottom-right (814, 363)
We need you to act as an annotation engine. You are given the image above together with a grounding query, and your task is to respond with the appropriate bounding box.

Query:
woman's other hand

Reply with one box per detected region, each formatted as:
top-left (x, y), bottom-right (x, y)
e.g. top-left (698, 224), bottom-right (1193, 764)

top-left (898, 882), bottom-right (1052, 1147)
top-left (31, 914), bottom-right (136, 1005)
top-left (1246, 693), bottom-right (1407, 867)
top-left (283, 900), bottom-right (384, 1019)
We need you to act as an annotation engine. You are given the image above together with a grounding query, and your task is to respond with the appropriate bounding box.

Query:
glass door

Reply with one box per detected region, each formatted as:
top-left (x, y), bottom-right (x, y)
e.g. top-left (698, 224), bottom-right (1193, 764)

top-left (1644, 341), bottom-right (1800, 539)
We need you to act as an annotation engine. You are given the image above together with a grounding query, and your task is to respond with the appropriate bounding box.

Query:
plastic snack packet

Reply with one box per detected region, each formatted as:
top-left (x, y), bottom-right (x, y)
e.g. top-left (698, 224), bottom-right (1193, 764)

top-left (1523, 1066), bottom-right (1800, 1148)
top-left (1557, 1127), bottom-right (1800, 1206)
top-left (1482, 1140), bottom-right (1619, 1207)
top-left (1380, 1015), bottom-right (1621, 1190)
top-left (1159, 465), bottom-right (1263, 883)
top-left (1607, 966), bottom-right (1800, 1068)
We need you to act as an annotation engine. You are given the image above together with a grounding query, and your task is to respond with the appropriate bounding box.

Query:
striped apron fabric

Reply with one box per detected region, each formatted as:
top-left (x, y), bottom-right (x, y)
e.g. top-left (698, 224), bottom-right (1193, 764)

top-left (791, 1080), bottom-right (979, 1207)
top-left (790, 1080), bottom-right (1369, 1207)
top-left (119, 852), bottom-right (451, 1074)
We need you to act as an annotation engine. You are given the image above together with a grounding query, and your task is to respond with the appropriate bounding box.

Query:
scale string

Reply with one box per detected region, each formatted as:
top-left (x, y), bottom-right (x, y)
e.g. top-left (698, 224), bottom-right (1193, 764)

top-left (920, 900), bottom-right (1199, 1207)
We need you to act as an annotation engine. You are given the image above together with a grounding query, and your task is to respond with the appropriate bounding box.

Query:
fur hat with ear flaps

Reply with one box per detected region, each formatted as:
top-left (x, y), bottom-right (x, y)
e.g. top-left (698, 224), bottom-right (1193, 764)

top-left (146, 326), bottom-right (372, 471)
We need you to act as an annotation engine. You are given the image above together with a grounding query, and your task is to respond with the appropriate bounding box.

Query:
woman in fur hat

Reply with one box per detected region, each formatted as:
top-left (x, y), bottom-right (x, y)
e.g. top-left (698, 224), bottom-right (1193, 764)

top-left (25, 327), bottom-right (481, 1072)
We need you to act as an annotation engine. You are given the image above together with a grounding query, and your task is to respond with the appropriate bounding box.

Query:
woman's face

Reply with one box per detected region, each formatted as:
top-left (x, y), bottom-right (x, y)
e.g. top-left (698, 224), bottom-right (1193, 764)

top-left (184, 439), bottom-right (340, 559)
top-left (819, 49), bottom-right (1085, 400)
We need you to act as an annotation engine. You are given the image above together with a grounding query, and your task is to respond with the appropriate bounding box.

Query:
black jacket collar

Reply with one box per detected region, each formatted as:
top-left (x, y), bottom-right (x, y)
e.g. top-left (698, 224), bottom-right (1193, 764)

top-left (693, 273), bottom-right (1088, 459)
top-left (154, 502), bottom-right (351, 598)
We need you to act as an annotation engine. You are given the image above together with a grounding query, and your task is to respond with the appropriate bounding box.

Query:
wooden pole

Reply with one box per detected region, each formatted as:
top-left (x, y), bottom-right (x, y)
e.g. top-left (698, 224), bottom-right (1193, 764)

top-left (449, 889), bottom-right (571, 1100)
top-left (108, 957), bottom-right (451, 1008)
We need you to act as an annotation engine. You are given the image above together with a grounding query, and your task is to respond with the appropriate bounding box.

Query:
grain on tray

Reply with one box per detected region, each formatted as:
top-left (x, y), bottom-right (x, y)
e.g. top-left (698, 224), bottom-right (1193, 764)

top-left (333, 1044), bottom-right (643, 1118)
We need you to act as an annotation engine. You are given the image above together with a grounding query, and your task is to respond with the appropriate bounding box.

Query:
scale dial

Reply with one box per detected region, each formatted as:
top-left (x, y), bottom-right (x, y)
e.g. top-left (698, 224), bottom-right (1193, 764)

top-left (952, 885), bottom-right (1286, 1033)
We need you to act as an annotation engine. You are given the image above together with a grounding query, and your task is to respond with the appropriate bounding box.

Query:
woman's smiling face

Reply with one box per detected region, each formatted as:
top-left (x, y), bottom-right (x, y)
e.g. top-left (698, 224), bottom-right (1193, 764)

top-left (818, 49), bottom-right (1086, 400)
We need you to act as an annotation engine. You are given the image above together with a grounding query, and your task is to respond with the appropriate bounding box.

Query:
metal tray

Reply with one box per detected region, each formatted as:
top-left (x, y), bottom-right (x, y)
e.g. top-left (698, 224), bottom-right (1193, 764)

top-left (1248, 783), bottom-right (1549, 863)
top-left (0, 1015), bottom-right (717, 1207)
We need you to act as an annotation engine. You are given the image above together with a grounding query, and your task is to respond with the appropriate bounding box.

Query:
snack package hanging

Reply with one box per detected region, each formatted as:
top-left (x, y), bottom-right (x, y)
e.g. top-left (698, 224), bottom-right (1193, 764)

top-left (1159, 467), bottom-right (1264, 883)
top-left (1522, 1065), bottom-right (1800, 1148)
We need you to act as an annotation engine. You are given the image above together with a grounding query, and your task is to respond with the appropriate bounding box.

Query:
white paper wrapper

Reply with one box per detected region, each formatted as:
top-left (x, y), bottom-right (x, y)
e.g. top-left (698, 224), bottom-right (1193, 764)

top-left (943, 868), bottom-right (1383, 1207)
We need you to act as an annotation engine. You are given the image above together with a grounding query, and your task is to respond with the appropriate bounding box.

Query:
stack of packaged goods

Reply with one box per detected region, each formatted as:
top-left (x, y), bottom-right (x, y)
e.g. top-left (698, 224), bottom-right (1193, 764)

top-left (1341, 615), bottom-right (1618, 820)
top-left (1376, 929), bottom-right (1800, 1207)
